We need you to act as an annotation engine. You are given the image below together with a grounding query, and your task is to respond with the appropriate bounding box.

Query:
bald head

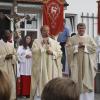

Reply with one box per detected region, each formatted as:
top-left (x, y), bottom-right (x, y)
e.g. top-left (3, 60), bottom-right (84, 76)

top-left (40, 25), bottom-right (50, 38)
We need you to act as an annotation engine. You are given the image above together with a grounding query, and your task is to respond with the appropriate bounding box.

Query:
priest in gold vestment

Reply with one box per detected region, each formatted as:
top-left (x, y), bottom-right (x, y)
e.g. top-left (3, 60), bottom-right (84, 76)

top-left (68, 23), bottom-right (97, 100)
top-left (0, 29), bottom-right (16, 100)
top-left (30, 25), bottom-right (62, 99)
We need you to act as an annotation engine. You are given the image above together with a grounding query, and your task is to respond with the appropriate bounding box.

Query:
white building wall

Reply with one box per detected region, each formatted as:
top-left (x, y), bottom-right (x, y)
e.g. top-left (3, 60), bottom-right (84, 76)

top-left (65, 0), bottom-right (98, 37)
top-left (66, 0), bottom-right (97, 19)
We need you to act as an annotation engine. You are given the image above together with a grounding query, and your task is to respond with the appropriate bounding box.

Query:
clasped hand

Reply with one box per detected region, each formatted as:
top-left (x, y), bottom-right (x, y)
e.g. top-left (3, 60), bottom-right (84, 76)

top-left (46, 49), bottom-right (53, 55)
top-left (78, 42), bottom-right (85, 48)
top-left (5, 54), bottom-right (13, 60)
top-left (26, 55), bottom-right (31, 58)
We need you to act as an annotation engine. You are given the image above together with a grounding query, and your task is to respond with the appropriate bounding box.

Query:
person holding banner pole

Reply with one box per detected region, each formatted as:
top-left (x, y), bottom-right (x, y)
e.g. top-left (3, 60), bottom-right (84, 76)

top-left (57, 19), bottom-right (70, 75)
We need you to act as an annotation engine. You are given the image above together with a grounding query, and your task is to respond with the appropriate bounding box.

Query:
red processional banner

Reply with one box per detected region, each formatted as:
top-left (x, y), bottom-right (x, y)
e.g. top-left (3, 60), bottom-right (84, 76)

top-left (43, 0), bottom-right (64, 36)
top-left (98, 1), bottom-right (100, 35)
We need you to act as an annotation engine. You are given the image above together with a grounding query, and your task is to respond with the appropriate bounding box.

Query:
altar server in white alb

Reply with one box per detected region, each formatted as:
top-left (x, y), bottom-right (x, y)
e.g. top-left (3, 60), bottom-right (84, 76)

top-left (17, 34), bottom-right (33, 97)
top-left (67, 23), bottom-right (97, 100)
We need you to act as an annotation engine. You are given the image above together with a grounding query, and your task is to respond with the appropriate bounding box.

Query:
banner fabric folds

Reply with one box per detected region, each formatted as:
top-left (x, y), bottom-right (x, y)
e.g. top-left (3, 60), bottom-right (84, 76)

top-left (43, 0), bottom-right (64, 36)
top-left (98, 2), bottom-right (100, 35)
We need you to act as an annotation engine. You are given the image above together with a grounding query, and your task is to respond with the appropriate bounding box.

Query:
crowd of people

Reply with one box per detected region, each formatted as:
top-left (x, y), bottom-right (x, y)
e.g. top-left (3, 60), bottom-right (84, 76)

top-left (0, 21), bottom-right (97, 100)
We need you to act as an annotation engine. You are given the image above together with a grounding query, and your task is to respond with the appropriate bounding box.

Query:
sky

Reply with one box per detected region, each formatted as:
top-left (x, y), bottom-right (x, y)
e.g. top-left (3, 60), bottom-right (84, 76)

top-left (65, 0), bottom-right (97, 16)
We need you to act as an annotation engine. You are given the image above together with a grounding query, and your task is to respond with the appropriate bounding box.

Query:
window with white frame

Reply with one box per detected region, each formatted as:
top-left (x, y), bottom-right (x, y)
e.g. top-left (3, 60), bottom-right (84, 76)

top-left (65, 13), bottom-right (77, 36)
top-left (16, 13), bottom-right (39, 40)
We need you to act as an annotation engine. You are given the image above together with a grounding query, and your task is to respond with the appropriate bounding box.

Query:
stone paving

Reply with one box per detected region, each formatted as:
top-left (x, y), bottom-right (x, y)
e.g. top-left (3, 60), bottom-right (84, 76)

top-left (18, 93), bottom-right (100, 100)
top-left (95, 93), bottom-right (100, 100)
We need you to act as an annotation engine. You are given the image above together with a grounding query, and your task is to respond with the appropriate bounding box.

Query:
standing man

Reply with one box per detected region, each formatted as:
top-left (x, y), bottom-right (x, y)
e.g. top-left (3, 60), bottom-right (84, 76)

top-left (31, 25), bottom-right (62, 99)
top-left (57, 19), bottom-right (70, 74)
top-left (0, 29), bottom-right (16, 100)
top-left (68, 23), bottom-right (97, 100)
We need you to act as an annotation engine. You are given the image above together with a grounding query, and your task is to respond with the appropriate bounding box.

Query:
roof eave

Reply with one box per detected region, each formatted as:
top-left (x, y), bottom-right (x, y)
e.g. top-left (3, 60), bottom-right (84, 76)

top-left (17, 1), bottom-right (69, 7)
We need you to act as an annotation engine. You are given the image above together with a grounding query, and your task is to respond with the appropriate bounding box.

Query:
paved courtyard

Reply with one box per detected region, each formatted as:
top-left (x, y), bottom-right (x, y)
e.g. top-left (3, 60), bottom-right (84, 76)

top-left (18, 93), bottom-right (100, 100)
top-left (95, 93), bottom-right (100, 100)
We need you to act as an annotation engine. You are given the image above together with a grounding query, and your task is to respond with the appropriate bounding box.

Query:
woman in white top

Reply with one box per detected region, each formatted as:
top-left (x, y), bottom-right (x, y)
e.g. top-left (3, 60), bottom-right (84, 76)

top-left (17, 34), bottom-right (33, 97)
